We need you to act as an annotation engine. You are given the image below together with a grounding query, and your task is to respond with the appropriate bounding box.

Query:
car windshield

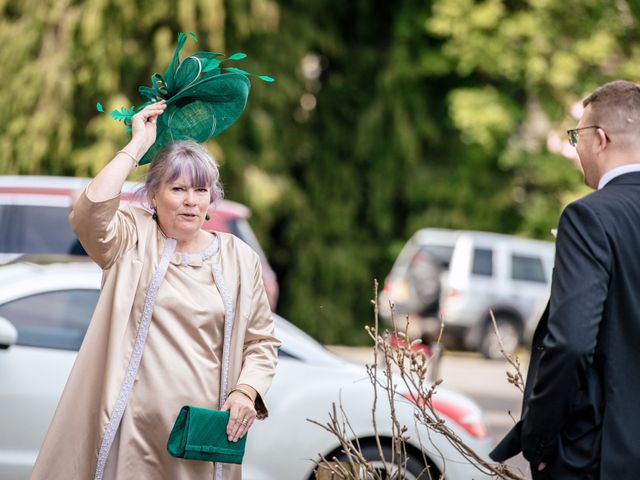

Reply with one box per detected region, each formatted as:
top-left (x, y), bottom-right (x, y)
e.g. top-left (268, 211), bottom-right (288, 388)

top-left (274, 315), bottom-right (343, 366)
top-left (395, 241), bottom-right (454, 271)
top-left (422, 245), bottom-right (455, 268)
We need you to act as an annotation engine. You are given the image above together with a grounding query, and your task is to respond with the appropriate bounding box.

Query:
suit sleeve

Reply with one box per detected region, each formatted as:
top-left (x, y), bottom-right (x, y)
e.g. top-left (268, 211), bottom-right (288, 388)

top-left (521, 201), bottom-right (611, 466)
top-left (235, 254), bottom-right (281, 419)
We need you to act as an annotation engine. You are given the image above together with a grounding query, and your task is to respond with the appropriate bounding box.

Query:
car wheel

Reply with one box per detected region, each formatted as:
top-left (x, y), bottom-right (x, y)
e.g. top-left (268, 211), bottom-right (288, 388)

top-left (479, 316), bottom-right (520, 360)
top-left (328, 443), bottom-right (438, 480)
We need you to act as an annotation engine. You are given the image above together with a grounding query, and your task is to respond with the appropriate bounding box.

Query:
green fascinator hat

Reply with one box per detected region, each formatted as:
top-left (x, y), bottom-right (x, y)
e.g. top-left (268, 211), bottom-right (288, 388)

top-left (99, 32), bottom-right (274, 165)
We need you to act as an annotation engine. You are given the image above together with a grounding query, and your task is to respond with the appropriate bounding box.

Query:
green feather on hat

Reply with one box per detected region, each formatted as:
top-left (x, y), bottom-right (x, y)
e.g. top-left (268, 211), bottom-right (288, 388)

top-left (98, 32), bottom-right (274, 165)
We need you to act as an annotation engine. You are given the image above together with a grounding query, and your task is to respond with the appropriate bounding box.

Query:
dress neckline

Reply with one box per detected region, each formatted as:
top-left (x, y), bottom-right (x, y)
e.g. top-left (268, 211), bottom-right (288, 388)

top-left (169, 233), bottom-right (219, 267)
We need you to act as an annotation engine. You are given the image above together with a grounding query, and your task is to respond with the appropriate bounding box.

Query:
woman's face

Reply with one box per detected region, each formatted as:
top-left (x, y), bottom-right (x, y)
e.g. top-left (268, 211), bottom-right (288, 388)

top-left (152, 172), bottom-right (211, 240)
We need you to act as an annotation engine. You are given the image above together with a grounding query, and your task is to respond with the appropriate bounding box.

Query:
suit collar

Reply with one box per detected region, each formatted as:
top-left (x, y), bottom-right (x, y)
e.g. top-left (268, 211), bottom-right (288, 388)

top-left (603, 170), bottom-right (640, 187)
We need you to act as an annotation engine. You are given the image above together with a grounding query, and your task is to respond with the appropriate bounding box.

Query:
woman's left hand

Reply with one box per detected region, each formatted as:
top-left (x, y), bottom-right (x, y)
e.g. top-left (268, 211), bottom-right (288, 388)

top-left (221, 388), bottom-right (257, 442)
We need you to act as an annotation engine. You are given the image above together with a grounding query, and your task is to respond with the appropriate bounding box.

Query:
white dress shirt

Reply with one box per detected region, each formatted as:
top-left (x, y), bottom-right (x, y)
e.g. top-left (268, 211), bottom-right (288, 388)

top-left (598, 163), bottom-right (640, 190)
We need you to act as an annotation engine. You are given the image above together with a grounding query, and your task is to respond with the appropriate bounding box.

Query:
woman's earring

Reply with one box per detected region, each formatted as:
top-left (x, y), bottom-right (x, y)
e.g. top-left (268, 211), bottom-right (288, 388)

top-left (152, 209), bottom-right (158, 221)
top-left (205, 213), bottom-right (210, 221)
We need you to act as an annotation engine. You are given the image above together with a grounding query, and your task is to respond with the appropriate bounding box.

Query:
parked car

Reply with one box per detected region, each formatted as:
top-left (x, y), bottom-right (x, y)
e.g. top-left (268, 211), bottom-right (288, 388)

top-left (0, 175), bottom-right (278, 309)
top-left (0, 256), bottom-right (493, 480)
top-left (380, 228), bottom-right (555, 359)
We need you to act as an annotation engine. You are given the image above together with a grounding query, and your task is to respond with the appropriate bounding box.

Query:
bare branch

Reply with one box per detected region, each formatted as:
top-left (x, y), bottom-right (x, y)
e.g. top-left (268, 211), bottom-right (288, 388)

top-left (489, 310), bottom-right (525, 394)
top-left (309, 284), bottom-right (527, 480)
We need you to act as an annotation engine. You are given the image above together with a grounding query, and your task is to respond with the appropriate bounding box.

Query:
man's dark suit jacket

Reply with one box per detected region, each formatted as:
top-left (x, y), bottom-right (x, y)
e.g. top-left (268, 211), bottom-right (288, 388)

top-left (490, 172), bottom-right (640, 480)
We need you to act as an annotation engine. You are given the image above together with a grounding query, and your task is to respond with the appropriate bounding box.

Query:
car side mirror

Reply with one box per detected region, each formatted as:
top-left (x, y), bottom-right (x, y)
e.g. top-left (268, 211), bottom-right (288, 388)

top-left (0, 316), bottom-right (17, 350)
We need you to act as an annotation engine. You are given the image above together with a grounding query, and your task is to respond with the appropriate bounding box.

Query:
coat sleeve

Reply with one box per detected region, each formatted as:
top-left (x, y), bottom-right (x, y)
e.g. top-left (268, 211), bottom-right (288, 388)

top-left (520, 201), bottom-right (611, 466)
top-left (69, 188), bottom-right (138, 270)
top-left (235, 253), bottom-right (281, 419)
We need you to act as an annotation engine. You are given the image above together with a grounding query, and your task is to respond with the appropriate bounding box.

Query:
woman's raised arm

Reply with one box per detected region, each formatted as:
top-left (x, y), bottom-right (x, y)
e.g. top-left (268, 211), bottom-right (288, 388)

top-left (86, 101), bottom-right (166, 201)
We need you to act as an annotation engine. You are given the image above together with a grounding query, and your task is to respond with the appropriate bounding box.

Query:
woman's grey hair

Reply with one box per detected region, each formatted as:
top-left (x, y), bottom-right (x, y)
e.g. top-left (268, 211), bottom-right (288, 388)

top-left (140, 140), bottom-right (224, 206)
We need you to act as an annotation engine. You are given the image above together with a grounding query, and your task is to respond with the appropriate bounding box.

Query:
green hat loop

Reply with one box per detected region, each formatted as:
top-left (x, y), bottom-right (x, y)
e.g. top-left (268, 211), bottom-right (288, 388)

top-left (98, 32), bottom-right (274, 165)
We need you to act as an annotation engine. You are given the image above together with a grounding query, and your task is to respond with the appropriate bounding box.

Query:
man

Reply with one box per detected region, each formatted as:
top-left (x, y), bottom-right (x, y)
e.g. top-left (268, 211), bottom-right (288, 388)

top-left (490, 80), bottom-right (640, 479)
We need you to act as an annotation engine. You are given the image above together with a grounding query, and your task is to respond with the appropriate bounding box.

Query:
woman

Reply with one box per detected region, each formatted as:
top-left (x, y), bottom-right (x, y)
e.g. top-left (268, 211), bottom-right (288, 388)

top-left (30, 101), bottom-right (280, 480)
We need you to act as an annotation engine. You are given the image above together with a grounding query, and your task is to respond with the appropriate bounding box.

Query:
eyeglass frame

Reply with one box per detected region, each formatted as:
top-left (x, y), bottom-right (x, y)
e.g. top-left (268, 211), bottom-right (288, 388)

top-left (567, 125), bottom-right (609, 147)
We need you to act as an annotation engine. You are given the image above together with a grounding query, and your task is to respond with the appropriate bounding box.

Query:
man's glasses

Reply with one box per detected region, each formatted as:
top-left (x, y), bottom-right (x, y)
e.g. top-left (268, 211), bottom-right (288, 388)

top-left (567, 125), bottom-right (604, 147)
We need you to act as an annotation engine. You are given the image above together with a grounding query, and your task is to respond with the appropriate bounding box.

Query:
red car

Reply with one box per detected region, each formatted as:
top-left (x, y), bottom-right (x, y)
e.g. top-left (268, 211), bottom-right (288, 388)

top-left (0, 176), bottom-right (279, 309)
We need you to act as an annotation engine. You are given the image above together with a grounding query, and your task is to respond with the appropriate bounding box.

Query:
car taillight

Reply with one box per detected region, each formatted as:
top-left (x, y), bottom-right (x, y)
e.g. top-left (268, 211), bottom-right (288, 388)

top-left (383, 277), bottom-right (409, 303)
top-left (400, 393), bottom-right (489, 438)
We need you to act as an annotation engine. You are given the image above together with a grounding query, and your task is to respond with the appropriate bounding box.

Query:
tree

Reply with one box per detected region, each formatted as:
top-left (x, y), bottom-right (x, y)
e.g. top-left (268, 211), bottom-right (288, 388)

top-left (2, 0), bottom-right (639, 343)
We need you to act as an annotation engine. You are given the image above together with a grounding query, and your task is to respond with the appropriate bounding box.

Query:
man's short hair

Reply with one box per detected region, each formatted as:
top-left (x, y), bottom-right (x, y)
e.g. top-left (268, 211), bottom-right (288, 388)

top-left (583, 80), bottom-right (640, 134)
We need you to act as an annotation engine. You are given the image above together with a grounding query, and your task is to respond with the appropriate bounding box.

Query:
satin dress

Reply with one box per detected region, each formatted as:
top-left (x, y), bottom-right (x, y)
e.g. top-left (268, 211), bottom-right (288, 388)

top-left (103, 235), bottom-right (226, 479)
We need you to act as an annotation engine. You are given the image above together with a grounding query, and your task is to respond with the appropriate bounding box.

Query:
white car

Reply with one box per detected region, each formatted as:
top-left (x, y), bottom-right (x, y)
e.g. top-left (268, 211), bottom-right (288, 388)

top-left (380, 228), bottom-right (555, 359)
top-left (0, 256), bottom-right (493, 479)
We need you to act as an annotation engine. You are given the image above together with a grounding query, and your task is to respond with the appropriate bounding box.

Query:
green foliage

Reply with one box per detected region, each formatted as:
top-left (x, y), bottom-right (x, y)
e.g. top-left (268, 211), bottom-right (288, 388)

top-left (447, 86), bottom-right (519, 151)
top-left (3, 0), bottom-right (640, 344)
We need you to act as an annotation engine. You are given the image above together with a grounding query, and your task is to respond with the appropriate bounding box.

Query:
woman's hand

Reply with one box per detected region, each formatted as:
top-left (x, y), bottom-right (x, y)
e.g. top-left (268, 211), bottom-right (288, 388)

top-left (129, 100), bottom-right (167, 159)
top-left (221, 387), bottom-right (258, 442)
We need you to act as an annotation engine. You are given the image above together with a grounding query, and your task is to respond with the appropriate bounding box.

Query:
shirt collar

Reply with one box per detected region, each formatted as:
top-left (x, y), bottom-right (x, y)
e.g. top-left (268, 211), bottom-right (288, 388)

top-left (598, 163), bottom-right (640, 190)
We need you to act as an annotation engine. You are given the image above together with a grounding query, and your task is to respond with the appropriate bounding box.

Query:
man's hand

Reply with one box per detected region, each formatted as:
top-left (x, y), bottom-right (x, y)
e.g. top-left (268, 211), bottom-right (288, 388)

top-left (538, 462), bottom-right (547, 471)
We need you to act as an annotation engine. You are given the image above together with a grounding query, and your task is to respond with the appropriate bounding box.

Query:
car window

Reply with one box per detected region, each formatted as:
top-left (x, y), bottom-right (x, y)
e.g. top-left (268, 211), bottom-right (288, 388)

top-left (472, 248), bottom-right (493, 276)
top-left (0, 289), bottom-right (99, 350)
top-left (396, 242), bottom-right (453, 271)
top-left (511, 254), bottom-right (546, 283)
top-left (274, 315), bottom-right (343, 365)
top-left (422, 245), bottom-right (454, 268)
top-left (0, 205), bottom-right (76, 254)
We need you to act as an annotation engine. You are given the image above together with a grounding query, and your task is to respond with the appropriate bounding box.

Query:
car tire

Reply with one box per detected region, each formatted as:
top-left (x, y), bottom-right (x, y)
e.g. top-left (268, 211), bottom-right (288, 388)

top-left (328, 443), bottom-right (438, 480)
top-left (479, 316), bottom-right (521, 360)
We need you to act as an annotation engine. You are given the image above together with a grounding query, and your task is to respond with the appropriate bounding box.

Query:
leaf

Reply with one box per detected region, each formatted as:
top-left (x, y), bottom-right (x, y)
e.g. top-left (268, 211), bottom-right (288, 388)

top-left (228, 52), bottom-right (247, 61)
top-left (96, 102), bottom-right (104, 112)
top-left (189, 32), bottom-right (199, 42)
top-left (223, 66), bottom-right (249, 75)
top-left (258, 75), bottom-right (276, 83)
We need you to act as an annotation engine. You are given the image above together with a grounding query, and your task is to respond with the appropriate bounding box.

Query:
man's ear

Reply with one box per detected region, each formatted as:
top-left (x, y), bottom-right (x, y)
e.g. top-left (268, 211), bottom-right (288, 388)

top-left (596, 127), bottom-right (609, 150)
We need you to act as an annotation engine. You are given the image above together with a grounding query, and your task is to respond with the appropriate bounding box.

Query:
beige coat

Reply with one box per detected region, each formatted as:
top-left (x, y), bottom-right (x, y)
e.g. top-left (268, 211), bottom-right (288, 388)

top-left (30, 191), bottom-right (280, 480)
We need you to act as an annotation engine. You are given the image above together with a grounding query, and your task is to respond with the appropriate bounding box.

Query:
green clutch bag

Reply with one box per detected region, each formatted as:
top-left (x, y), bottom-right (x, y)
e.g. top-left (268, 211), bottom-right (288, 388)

top-left (167, 406), bottom-right (247, 464)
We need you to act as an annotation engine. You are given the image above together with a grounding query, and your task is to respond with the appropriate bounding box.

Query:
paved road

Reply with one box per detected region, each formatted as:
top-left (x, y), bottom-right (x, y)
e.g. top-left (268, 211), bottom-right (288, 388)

top-left (327, 346), bottom-right (531, 479)
top-left (437, 351), bottom-right (529, 478)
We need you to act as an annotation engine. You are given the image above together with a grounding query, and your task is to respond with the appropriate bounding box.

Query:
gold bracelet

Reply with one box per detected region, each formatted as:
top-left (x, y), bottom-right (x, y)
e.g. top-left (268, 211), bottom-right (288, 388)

top-left (117, 149), bottom-right (138, 168)
top-left (229, 387), bottom-right (255, 403)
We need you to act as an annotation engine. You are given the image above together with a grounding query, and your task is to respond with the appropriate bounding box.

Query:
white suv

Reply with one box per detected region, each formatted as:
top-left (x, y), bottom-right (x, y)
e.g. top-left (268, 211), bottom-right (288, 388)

top-left (380, 228), bottom-right (555, 359)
